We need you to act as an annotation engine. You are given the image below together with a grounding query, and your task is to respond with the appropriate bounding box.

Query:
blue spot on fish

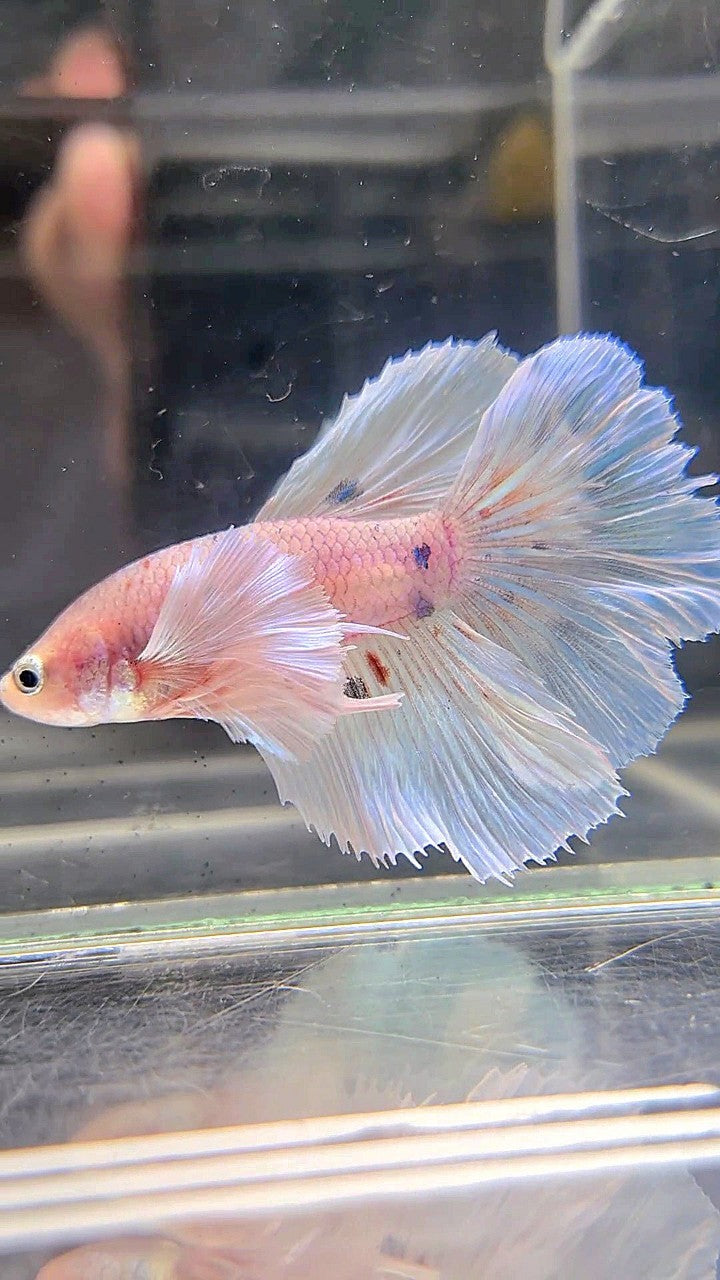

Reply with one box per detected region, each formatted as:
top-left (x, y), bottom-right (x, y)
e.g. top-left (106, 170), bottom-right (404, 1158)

top-left (413, 543), bottom-right (431, 570)
top-left (415, 594), bottom-right (434, 619)
top-left (328, 478), bottom-right (361, 504)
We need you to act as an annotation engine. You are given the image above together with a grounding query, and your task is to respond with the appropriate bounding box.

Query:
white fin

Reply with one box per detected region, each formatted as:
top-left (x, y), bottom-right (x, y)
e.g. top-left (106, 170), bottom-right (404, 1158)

top-left (259, 611), bottom-right (623, 883)
top-left (257, 335), bottom-right (519, 522)
top-left (444, 333), bottom-right (720, 768)
top-left (140, 528), bottom-right (397, 760)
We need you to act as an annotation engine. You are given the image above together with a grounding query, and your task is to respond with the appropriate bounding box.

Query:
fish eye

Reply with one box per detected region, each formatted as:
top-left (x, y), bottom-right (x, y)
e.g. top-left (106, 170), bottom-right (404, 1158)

top-left (12, 655), bottom-right (44, 696)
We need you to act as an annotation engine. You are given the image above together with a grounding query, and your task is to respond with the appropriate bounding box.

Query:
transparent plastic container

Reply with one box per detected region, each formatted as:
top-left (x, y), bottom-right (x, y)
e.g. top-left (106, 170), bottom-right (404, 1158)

top-left (0, 0), bottom-right (719, 1276)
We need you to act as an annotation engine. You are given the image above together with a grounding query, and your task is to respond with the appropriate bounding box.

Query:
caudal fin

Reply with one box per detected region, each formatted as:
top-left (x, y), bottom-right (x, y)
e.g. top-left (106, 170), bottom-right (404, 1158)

top-left (444, 333), bottom-right (720, 767)
top-left (255, 331), bottom-right (718, 883)
top-left (249, 332), bottom-right (629, 882)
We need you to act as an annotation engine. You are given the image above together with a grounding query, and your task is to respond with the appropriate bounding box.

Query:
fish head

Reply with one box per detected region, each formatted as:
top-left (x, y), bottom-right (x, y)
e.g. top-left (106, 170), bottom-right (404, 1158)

top-left (0, 611), bottom-right (145, 729)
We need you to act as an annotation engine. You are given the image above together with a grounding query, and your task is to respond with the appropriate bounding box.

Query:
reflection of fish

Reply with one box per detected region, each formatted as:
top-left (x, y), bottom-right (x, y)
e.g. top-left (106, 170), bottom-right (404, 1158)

top-left (33, 1068), bottom-right (720, 1280)
top-left (2, 334), bottom-right (719, 881)
top-left (35, 1237), bottom-right (182, 1279)
top-left (23, 936), bottom-right (720, 1279)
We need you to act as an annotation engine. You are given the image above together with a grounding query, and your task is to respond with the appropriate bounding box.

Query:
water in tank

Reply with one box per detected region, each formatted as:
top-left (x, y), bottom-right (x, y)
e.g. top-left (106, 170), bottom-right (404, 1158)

top-left (0, 0), bottom-right (720, 1276)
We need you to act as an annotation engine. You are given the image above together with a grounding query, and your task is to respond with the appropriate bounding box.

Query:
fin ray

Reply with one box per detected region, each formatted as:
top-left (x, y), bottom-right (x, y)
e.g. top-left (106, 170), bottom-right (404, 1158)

top-left (257, 336), bottom-right (519, 522)
top-left (140, 528), bottom-right (394, 759)
top-left (444, 334), bottom-right (720, 766)
top-left (260, 612), bottom-right (623, 883)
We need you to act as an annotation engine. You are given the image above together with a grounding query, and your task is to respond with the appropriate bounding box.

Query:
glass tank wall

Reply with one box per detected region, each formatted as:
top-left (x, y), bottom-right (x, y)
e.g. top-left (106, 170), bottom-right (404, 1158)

top-left (0, 0), bottom-right (718, 1276)
top-left (0, 0), bottom-right (717, 915)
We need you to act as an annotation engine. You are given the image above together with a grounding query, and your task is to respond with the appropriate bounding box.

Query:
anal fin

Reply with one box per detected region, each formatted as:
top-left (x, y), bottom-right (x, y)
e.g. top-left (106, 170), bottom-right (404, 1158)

top-left (259, 610), bottom-right (624, 883)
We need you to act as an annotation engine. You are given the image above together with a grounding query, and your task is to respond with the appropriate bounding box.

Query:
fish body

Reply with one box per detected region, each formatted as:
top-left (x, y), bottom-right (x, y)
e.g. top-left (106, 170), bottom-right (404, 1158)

top-left (94, 510), bottom-right (453, 639)
top-left (2, 332), bottom-right (719, 882)
top-left (5, 512), bottom-right (453, 727)
top-left (260, 513), bottom-right (455, 625)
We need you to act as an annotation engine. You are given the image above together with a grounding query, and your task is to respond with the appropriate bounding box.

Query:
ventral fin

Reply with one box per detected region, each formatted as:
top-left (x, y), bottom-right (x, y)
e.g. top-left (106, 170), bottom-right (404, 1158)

top-left (139, 527), bottom-right (397, 760)
top-left (257, 334), bottom-right (519, 523)
top-left (259, 609), bottom-right (624, 884)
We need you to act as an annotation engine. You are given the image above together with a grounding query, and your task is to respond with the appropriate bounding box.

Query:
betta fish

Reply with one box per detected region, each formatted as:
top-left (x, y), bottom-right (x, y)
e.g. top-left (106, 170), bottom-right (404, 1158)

top-left (2, 333), bottom-right (719, 883)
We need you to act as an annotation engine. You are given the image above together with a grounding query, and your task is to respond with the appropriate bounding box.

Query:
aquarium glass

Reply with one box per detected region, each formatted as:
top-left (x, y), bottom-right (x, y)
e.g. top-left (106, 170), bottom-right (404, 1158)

top-left (0, 0), bottom-right (719, 1275)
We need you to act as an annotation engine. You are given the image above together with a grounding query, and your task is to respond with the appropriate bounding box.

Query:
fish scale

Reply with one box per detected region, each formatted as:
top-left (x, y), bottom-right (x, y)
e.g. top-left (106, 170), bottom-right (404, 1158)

top-left (82, 511), bottom-right (456, 652)
top-left (260, 514), bottom-right (455, 627)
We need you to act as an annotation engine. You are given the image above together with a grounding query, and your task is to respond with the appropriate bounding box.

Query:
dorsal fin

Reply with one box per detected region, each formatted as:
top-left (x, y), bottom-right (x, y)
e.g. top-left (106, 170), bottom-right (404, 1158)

top-left (257, 335), bottom-right (519, 522)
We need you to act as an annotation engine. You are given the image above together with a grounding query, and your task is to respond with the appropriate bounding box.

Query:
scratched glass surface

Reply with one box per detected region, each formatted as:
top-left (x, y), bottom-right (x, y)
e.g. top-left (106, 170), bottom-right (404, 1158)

top-left (0, 1), bottom-right (719, 1275)
top-left (2, 912), bottom-right (720, 1276)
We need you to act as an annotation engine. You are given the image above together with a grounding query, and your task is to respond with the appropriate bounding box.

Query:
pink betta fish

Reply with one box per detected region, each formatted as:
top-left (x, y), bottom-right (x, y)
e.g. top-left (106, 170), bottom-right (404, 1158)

top-left (2, 333), bottom-right (719, 882)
